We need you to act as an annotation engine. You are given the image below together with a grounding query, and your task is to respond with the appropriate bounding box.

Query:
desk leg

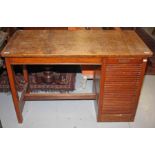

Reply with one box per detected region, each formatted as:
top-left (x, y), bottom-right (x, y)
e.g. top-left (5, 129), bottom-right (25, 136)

top-left (23, 65), bottom-right (29, 83)
top-left (23, 65), bottom-right (30, 93)
top-left (5, 59), bottom-right (23, 123)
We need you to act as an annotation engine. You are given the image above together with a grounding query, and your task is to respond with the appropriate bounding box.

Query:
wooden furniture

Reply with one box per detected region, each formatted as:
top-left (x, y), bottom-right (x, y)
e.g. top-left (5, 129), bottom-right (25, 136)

top-left (136, 28), bottom-right (155, 74)
top-left (0, 120), bottom-right (2, 128)
top-left (0, 31), bottom-right (8, 128)
top-left (0, 31), bottom-right (8, 67)
top-left (1, 30), bottom-right (152, 123)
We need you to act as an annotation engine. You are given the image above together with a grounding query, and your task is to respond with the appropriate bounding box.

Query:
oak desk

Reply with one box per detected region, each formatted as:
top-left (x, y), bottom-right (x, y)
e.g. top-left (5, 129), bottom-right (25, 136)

top-left (1, 30), bottom-right (152, 123)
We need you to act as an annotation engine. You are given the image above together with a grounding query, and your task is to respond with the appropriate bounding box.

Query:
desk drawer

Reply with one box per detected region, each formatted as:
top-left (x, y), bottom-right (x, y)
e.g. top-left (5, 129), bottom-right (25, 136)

top-left (106, 58), bottom-right (143, 64)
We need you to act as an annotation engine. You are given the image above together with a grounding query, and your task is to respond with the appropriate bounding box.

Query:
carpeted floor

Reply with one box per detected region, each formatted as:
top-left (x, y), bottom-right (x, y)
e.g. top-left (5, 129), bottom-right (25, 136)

top-left (0, 66), bottom-right (77, 92)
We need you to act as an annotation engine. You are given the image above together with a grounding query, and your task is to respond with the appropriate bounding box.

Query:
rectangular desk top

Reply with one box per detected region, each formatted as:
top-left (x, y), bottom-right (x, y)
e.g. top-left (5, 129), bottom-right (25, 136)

top-left (1, 30), bottom-right (153, 58)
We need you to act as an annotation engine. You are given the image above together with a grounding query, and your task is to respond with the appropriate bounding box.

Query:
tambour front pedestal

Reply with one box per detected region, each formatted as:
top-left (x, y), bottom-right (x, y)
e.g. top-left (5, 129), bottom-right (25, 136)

top-left (1, 30), bottom-right (153, 123)
top-left (96, 58), bottom-right (147, 122)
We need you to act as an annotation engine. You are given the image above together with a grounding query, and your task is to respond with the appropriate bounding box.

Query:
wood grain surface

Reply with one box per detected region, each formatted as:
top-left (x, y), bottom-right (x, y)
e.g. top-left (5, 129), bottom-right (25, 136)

top-left (1, 30), bottom-right (152, 57)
